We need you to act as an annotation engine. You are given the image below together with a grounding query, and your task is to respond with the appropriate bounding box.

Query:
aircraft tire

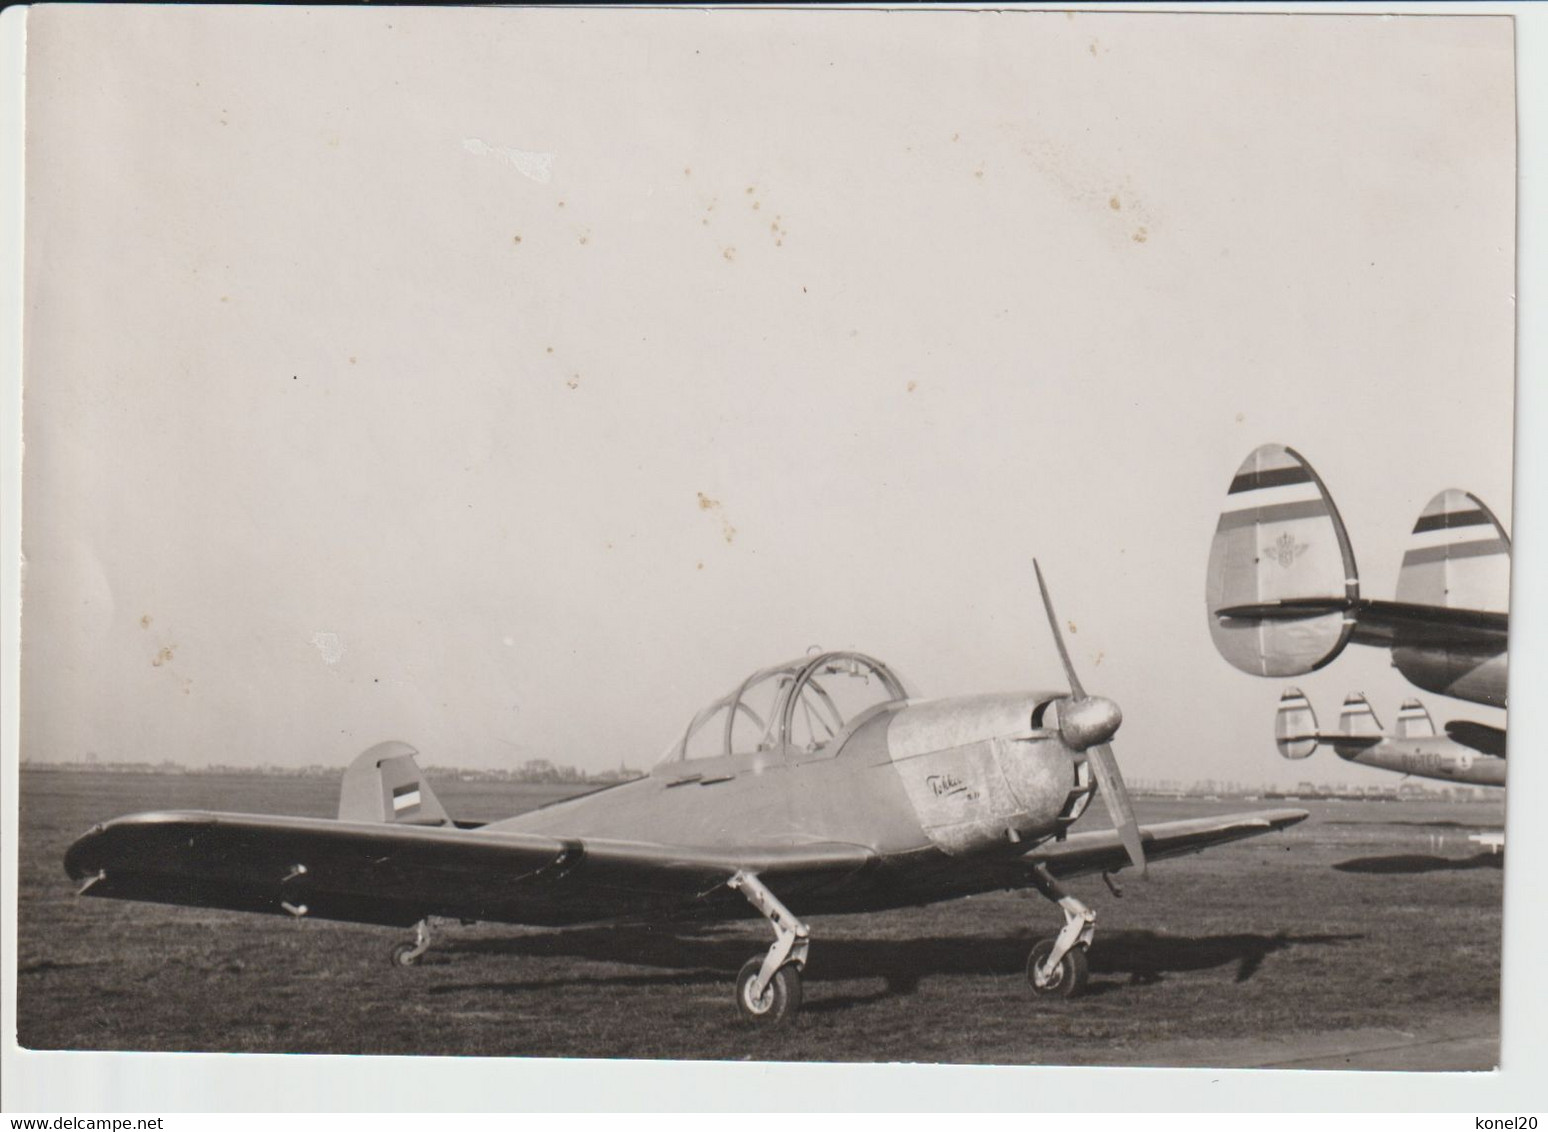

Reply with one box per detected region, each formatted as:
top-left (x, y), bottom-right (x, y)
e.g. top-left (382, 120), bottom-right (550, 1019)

top-left (1026, 939), bottom-right (1088, 998)
top-left (735, 957), bottom-right (802, 1025)
top-left (390, 942), bottom-right (422, 968)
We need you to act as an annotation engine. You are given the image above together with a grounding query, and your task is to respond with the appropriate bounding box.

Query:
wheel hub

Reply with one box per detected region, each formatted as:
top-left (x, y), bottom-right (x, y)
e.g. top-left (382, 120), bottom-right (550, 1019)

top-left (742, 981), bottom-right (774, 1013)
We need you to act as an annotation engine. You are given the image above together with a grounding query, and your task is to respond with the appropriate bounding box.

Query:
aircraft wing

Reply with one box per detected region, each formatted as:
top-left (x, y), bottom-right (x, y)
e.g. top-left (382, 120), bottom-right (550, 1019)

top-left (1214, 597), bottom-right (1507, 652)
top-left (1026, 809), bottom-right (1309, 879)
top-left (63, 810), bottom-right (876, 929)
top-left (1444, 720), bottom-right (1507, 758)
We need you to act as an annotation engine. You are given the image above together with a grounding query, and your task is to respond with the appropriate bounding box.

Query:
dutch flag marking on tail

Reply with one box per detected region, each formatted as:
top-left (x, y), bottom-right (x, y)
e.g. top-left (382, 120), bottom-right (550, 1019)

top-left (392, 782), bottom-right (422, 815)
top-left (337, 742), bottom-right (454, 826)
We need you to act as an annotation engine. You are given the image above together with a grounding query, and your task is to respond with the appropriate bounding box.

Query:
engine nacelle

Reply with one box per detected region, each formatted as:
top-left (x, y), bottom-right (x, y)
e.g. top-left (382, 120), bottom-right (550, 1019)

top-left (885, 694), bottom-right (1078, 855)
top-left (1392, 646), bottom-right (1507, 710)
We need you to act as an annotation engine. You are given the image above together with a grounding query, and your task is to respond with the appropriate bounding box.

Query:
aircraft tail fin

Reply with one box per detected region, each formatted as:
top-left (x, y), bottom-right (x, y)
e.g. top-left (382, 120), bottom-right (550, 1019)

top-left (1395, 698), bottom-right (1436, 739)
top-left (338, 741), bottom-right (454, 826)
top-left (1274, 687), bottom-right (1320, 760)
top-left (1395, 489), bottom-right (1511, 614)
top-left (1207, 444), bottom-right (1360, 678)
top-left (1338, 693), bottom-right (1383, 739)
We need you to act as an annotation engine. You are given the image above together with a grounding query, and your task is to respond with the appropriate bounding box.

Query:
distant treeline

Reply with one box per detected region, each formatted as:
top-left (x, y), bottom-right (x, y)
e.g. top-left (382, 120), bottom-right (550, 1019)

top-left (20, 757), bottom-right (644, 785)
top-left (21, 760), bottom-right (1487, 799)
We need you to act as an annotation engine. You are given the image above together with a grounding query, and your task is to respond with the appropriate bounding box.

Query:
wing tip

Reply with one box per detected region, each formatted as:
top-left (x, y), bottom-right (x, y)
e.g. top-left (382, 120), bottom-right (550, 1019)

top-left (1268, 808), bottom-right (1311, 829)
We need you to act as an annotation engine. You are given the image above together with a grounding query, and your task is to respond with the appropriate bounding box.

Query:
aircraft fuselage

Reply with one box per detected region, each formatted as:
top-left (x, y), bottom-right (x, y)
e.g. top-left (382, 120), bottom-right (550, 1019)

top-left (491, 692), bottom-right (1094, 867)
top-left (1331, 734), bottom-right (1506, 788)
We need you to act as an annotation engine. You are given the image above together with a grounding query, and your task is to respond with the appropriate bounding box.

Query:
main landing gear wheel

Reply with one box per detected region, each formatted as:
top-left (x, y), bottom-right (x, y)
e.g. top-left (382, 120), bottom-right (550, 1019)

top-left (1025, 862), bottom-right (1096, 999)
top-left (1027, 938), bottom-right (1089, 998)
top-left (736, 957), bottom-right (802, 1025)
top-left (390, 942), bottom-right (422, 968)
top-left (727, 871), bottom-right (810, 1026)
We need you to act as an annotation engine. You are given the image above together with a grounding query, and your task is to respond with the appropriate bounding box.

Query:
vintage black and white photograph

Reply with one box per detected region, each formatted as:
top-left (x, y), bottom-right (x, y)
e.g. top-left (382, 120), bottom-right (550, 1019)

top-left (6, 3), bottom-right (1521, 1088)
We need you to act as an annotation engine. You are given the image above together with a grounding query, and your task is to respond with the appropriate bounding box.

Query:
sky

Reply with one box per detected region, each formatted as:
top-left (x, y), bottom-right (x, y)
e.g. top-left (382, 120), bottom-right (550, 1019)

top-left (19, 7), bottom-right (1516, 788)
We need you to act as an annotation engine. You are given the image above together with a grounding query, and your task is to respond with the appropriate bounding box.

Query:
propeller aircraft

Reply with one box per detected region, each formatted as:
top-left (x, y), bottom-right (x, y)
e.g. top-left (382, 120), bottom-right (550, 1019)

top-left (1272, 689), bottom-right (1505, 788)
top-left (65, 564), bottom-right (1307, 1025)
top-left (1205, 442), bottom-right (1508, 788)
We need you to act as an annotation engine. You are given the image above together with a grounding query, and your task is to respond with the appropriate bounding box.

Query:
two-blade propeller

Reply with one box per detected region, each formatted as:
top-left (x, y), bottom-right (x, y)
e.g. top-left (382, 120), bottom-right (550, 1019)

top-left (1033, 560), bottom-right (1147, 877)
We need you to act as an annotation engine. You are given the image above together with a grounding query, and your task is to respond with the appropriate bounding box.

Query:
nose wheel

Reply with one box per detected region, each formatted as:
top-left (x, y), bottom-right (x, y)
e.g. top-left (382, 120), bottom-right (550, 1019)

top-left (728, 871), bottom-right (809, 1026)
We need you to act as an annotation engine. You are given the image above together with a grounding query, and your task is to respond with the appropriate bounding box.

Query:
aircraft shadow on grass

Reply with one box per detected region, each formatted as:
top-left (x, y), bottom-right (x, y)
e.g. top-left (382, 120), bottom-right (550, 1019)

top-left (1333, 851), bottom-right (1504, 875)
top-left (430, 925), bottom-right (1361, 1003)
top-left (1323, 820), bottom-right (1498, 830)
top-left (1083, 929), bottom-right (1362, 986)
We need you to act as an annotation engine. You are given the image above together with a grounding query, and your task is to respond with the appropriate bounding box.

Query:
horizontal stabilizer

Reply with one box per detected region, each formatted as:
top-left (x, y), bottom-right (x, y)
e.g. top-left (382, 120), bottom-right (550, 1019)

top-left (1207, 444), bottom-right (1358, 678)
top-left (1215, 597), bottom-right (1506, 643)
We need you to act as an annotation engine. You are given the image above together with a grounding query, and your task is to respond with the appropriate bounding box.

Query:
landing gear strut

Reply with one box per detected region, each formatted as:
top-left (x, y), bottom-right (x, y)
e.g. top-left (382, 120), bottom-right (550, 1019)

top-left (1026, 863), bottom-right (1094, 998)
top-left (390, 918), bottom-right (435, 968)
top-left (728, 871), bottom-right (808, 1025)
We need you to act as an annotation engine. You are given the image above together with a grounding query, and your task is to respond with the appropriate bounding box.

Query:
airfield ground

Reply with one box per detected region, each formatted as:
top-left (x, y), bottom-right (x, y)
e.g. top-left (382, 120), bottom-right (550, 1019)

top-left (15, 768), bottom-right (1503, 1067)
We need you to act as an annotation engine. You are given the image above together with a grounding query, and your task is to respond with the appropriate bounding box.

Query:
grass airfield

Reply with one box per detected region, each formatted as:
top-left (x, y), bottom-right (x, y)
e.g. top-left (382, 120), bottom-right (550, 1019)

top-left (16, 768), bottom-right (1502, 1067)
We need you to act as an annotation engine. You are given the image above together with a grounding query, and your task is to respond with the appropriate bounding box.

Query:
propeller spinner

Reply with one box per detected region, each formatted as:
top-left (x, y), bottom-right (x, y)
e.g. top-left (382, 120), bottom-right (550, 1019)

top-left (1033, 560), bottom-right (1147, 877)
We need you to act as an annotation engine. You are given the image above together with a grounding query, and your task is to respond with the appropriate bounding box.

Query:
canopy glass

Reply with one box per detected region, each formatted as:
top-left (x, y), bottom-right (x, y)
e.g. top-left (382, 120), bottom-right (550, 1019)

top-left (659, 651), bottom-right (911, 764)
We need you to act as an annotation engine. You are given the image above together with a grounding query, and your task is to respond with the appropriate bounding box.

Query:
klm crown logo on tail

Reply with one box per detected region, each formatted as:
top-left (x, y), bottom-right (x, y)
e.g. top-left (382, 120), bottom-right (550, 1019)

top-left (1266, 532), bottom-right (1310, 570)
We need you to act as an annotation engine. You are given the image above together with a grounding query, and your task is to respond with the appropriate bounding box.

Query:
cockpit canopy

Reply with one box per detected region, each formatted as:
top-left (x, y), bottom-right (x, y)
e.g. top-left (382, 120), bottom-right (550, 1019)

top-left (658, 651), bottom-right (912, 765)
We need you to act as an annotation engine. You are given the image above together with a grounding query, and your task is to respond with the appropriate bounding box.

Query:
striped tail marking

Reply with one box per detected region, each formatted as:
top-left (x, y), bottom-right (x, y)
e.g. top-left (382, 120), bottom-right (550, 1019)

top-left (1395, 698), bottom-right (1436, 739)
top-left (1396, 490), bottom-right (1510, 614)
top-left (1338, 693), bottom-right (1382, 738)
